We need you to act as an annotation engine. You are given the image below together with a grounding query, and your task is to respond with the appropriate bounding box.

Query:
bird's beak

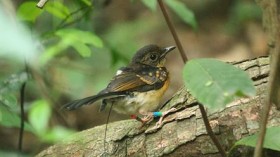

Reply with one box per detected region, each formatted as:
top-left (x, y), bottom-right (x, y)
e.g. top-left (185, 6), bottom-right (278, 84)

top-left (160, 46), bottom-right (176, 59)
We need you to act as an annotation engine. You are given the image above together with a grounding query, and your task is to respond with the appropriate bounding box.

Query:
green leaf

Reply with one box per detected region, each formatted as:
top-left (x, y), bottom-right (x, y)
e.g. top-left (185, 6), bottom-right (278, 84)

top-left (183, 59), bottom-right (256, 111)
top-left (56, 29), bottom-right (103, 48)
top-left (233, 126), bottom-right (280, 151)
top-left (40, 29), bottom-right (103, 64)
top-left (0, 93), bottom-right (17, 109)
top-left (141, 0), bottom-right (157, 11)
top-left (40, 42), bottom-right (66, 65)
top-left (0, 105), bottom-right (34, 132)
top-left (72, 42), bottom-right (91, 57)
top-left (17, 1), bottom-right (43, 22)
top-left (41, 126), bottom-right (75, 143)
top-left (45, 1), bottom-right (71, 20)
top-left (28, 100), bottom-right (51, 135)
top-left (0, 72), bottom-right (29, 94)
top-left (80, 0), bottom-right (92, 6)
top-left (165, 0), bottom-right (197, 29)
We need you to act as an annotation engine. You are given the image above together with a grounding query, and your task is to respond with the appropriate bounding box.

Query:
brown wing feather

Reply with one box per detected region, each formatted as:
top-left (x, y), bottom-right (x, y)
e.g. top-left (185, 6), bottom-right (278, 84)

top-left (136, 74), bottom-right (157, 85)
top-left (106, 67), bottom-right (168, 92)
top-left (106, 72), bottom-right (146, 92)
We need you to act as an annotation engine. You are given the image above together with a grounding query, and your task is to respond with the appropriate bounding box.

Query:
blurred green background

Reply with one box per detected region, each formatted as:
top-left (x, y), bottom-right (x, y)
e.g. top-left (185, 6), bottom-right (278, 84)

top-left (0, 0), bottom-right (265, 156)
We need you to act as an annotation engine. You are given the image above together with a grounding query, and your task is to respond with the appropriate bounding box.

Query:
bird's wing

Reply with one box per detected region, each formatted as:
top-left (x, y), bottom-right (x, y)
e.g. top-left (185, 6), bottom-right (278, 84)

top-left (106, 66), bottom-right (168, 92)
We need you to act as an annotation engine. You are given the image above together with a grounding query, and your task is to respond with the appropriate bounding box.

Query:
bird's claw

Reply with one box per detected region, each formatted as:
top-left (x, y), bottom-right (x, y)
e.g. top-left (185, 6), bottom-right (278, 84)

top-left (136, 114), bottom-right (154, 129)
top-left (141, 114), bottom-right (153, 124)
top-left (156, 107), bottom-right (177, 127)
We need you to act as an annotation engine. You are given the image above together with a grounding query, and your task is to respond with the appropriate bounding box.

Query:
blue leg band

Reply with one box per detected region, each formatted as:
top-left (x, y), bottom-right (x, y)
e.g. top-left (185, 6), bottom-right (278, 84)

top-left (153, 112), bottom-right (162, 117)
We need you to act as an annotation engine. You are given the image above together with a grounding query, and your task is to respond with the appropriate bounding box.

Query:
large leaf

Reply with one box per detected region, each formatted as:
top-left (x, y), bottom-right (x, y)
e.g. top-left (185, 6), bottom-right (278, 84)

top-left (17, 1), bottom-right (43, 22)
top-left (165, 0), bottom-right (197, 29)
top-left (28, 100), bottom-right (51, 135)
top-left (183, 59), bottom-right (256, 111)
top-left (233, 127), bottom-right (280, 151)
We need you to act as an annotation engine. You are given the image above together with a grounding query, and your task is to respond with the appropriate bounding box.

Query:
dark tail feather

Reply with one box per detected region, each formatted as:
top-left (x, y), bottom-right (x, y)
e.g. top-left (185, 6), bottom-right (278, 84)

top-left (62, 92), bottom-right (127, 110)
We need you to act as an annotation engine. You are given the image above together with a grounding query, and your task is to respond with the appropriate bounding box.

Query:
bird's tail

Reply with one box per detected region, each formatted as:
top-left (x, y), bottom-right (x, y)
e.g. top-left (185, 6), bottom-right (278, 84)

top-left (62, 92), bottom-right (126, 110)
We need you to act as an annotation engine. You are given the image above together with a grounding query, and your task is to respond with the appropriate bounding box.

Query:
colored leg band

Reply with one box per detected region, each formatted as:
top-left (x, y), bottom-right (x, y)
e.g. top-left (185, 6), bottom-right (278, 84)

top-left (153, 112), bottom-right (162, 117)
top-left (130, 115), bottom-right (137, 119)
top-left (130, 115), bottom-right (143, 122)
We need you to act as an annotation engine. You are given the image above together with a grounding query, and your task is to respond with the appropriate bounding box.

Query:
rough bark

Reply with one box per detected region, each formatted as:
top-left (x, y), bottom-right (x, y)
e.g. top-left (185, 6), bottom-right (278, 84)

top-left (35, 56), bottom-right (280, 157)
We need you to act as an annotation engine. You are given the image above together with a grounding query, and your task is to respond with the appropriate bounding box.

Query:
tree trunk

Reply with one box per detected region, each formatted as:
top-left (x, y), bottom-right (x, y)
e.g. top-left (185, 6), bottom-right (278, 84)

top-left (36, 57), bottom-right (280, 157)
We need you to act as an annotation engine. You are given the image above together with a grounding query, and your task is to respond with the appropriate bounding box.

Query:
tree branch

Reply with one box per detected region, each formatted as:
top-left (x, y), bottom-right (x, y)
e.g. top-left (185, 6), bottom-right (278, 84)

top-left (36, 57), bottom-right (276, 157)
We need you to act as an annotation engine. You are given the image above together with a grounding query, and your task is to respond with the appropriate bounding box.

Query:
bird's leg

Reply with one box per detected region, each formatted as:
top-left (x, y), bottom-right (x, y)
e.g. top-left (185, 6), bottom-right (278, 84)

top-left (130, 114), bottom-right (152, 129)
top-left (130, 114), bottom-right (144, 123)
top-left (130, 112), bottom-right (154, 126)
top-left (131, 107), bottom-right (177, 127)
top-left (141, 113), bottom-right (154, 124)
top-left (138, 111), bottom-right (154, 125)
top-left (155, 107), bottom-right (177, 126)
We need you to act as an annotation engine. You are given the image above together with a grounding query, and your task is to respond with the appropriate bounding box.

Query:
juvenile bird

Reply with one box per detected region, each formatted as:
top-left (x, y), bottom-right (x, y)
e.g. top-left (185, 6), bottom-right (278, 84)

top-left (63, 44), bottom-right (176, 124)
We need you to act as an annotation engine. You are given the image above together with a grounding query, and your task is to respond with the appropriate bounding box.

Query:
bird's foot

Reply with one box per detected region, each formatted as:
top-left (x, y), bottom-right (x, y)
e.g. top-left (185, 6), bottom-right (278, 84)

top-left (130, 114), bottom-right (154, 128)
top-left (141, 114), bottom-right (154, 125)
top-left (131, 108), bottom-right (177, 128)
top-left (155, 107), bottom-right (177, 127)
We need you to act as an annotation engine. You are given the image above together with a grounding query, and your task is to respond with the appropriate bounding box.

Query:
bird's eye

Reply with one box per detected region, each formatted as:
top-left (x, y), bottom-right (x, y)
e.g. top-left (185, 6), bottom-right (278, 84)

top-left (150, 54), bottom-right (158, 61)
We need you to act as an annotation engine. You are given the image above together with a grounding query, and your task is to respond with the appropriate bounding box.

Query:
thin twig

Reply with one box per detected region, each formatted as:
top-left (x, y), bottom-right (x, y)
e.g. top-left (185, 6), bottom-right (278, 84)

top-left (254, 1), bottom-right (280, 156)
top-left (254, 100), bottom-right (271, 157)
top-left (18, 60), bottom-right (29, 152)
top-left (103, 103), bottom-right (113, 155)
top-left (56, 6), bottom-right (92, 30)
top-left (199, 104), bottom-right (227, 157)
top-left (157, 0), bottom-right (188, 63)
top-left (18, 82), bottom-right (26, 152)
top-left (36, 0), bottom-right (49, 9)
top-left (157, 0), bottom-right (226, 156)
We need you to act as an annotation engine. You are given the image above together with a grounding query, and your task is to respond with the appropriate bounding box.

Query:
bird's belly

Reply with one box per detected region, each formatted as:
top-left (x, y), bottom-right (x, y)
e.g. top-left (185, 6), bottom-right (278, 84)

top-left (112, 90), bottom-right (163, 115)
top-left (109, 77), bottom-right (170, 115)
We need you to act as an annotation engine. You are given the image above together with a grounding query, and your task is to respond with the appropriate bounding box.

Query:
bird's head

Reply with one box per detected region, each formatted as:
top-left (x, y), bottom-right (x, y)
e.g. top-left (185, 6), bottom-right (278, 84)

top-left (131, 44), bottom-right (176, 67)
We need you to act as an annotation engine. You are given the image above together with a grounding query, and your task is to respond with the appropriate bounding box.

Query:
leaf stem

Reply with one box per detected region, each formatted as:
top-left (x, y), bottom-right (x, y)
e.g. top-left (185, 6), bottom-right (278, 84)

top-left (199, 104), bottom-right (227, 157)
top-left (157, 0), bottom-right (188, 63)
top-left (18, 82), bottom-right (26, 152)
